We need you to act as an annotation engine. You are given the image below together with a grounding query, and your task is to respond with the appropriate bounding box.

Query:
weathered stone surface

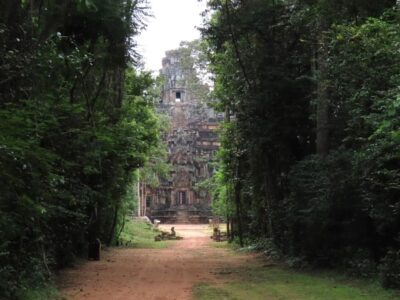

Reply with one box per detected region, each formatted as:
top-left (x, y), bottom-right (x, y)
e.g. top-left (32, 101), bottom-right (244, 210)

top-left (139, 48), bottom-right (222, 223)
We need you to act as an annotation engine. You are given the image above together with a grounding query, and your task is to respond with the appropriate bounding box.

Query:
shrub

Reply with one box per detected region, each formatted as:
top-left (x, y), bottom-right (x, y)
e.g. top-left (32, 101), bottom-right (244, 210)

top-left (346, 250), bottom-right (377, 278)
top-left (379, 250), bottom-right (400, 288)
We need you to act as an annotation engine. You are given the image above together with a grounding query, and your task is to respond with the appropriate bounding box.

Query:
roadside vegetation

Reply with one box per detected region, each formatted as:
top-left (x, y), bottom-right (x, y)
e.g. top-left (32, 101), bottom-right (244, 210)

top-left (0, 1), bottom-right (163, 299)
top-left (12, 285), bottom-right (61, 300)
top-left (118, 217), bottom-right (170, 249)
top-left (202, 0), bottom-right (400, 289)
top-left (194, 244), bottom-right (400, 300)
top-left (194, 265), bottom-right (400, 300)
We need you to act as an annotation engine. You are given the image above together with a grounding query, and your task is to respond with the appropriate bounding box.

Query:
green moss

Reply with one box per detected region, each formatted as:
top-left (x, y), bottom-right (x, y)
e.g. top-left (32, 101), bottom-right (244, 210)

top-left (119, 218), bottom-right (170, 249)
top-left (194, 263), bottom-right (400, 300)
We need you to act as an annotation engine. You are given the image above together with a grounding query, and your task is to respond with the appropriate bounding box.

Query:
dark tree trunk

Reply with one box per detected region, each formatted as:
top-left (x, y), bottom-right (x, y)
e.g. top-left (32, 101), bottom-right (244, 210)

top-left (264, 156), bottom-right (276, 239)
top-left (107, 205), bottom-right (119, 246)
top-left (315, 19), bottom-right (330, 156)
top-left (234, 158), bottom-right (244, 247)
top-left (226, 216), bottom-right (231, 240)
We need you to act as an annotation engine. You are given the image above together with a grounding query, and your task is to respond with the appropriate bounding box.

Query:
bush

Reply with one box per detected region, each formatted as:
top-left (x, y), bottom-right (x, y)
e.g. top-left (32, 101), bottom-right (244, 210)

top-left (379, 250), bottom-right (400, 288)
top-left (285, 256), bottom-right (309, 269)
top-left (346, 249), bottom-right (377, 278)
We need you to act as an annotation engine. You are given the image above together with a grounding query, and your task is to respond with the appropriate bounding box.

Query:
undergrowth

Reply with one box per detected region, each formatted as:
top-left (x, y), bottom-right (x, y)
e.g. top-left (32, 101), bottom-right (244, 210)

top-left (118, 217), bottom-right (169, 249)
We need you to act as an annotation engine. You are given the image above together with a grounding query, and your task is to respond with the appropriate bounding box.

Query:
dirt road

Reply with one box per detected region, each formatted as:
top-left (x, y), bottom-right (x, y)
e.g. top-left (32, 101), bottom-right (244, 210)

top-left (60, 224), bottom-right (246, 300)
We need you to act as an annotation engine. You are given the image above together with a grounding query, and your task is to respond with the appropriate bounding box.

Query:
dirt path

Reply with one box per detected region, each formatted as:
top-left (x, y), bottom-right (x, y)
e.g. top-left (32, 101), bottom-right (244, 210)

top-left (59, 224), bottom-right (247, 300)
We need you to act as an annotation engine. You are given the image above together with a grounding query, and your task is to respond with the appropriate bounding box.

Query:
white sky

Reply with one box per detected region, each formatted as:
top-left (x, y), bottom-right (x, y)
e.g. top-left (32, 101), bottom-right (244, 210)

top-left (136, 0), bottom-right (207, 73)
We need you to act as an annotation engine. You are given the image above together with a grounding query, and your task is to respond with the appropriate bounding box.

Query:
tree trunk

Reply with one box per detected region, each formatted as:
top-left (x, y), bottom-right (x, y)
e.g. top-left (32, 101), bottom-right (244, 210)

top-left (107, 205), bottom-right (119, 246)
top-left (315, 19), bottom-right (330, 156)
top-left (226, 216), bottom-right (231, 240)
top-left (137, 175), bottom-right (141, 216)
top-left (234, 158), bottom-right (244, 247)
top-left (264, 156), bottom-right (275, 239)
top-left (316, 56), bottom-right (329, 155)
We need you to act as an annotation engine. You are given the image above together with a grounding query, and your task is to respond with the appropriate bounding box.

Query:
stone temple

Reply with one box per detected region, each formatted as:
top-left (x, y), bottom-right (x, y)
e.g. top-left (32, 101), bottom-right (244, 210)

top-left (138, 47), bottom-right (222, 223)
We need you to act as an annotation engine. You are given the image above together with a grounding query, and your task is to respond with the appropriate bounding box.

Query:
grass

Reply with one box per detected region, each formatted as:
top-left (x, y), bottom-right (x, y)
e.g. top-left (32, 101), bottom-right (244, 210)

top-left (17, 283), bottom-right (62, 300)
top-left (194, 255), bottom-right (400, 300)
top-left (211, 241), bottom-right (231, 249)
top-left (118, 217), bottom-right (170, 249)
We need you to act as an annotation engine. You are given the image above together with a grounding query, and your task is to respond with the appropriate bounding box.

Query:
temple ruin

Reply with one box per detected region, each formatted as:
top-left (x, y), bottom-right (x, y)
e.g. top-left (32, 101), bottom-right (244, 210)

top-left (138, 46), bottom-right (222, 223)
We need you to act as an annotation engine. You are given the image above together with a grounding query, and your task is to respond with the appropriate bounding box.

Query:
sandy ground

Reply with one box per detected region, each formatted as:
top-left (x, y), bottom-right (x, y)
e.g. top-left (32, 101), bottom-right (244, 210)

top-left (59, 224), bottom-right (246, 300)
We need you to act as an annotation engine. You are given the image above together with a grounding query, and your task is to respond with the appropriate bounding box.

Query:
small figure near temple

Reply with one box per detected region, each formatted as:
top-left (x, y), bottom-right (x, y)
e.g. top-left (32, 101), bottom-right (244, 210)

top-left (154, 226), bottom-right (182, 241)
top-left (170, 226), bottom-right (176, 237)
top-left (213, 227), bottom-right (221, 242)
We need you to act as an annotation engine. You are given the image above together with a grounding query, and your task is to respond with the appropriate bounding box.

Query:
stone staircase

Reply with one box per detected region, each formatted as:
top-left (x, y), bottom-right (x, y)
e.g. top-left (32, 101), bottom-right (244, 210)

top-left (175, 209), bottom-right (190, 224)
top-left (150, 205), bottom-right (212, 224)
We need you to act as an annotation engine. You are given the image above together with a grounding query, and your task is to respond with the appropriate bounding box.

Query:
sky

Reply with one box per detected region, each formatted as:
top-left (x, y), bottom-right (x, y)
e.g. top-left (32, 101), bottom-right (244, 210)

top-left (136, 0), bottom-right (207, 73)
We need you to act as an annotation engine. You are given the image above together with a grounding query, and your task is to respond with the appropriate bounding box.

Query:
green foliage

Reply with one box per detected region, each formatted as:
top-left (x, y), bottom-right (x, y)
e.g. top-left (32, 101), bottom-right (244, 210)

top-left (139, 141), bottom-right (171, 188)
top-left (196, 168), bottom-right (232, 217)
top-left (203, 0), bottom-right (400, 288)
top-left (14, 283), bottom-right (60, 300)
top-left (0, 0), bottom-right (160, 298)
top-left (284, 153), bottom-right (368, 266)
top-left (380, 250), bottom-right (400, 288)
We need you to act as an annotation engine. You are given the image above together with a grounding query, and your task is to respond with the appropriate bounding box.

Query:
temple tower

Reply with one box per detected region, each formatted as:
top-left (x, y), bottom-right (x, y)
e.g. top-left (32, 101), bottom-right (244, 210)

top-left (139, 46), bottom-right (222, 223)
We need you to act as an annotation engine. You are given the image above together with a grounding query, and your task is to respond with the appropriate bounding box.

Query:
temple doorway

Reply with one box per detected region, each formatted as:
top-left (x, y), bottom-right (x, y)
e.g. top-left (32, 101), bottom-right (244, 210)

top-left (179, 191), bottom-right (187, 205)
